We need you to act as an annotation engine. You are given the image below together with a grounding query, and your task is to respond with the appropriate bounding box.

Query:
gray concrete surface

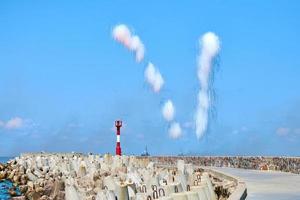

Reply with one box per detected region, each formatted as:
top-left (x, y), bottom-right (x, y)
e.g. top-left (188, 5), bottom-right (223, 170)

top-left (210, 167), bottom-right (300, 200)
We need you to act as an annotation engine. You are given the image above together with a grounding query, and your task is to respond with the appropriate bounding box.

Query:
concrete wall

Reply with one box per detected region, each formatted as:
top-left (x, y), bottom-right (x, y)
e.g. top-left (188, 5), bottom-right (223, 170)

top-left (204, 167), bottom-right (247, 200)
top-left (141, 156), bottom-right (248, 200)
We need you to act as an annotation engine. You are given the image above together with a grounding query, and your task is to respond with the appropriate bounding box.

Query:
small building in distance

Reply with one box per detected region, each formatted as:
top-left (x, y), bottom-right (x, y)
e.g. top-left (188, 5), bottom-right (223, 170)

top-left (141, 146), bottom-right (150, 157)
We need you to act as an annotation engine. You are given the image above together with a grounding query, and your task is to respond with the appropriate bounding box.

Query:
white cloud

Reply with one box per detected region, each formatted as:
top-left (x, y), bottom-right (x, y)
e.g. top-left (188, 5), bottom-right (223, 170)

top-left (6, 117), bottom-right (23, 129)
top-left (0, 117), bottom-right (36, 131)
top-left (144, 62), bottom-right (164, 93)
top-left (112, 24), bottom-right (145, 62)
top-left (0, 117), bottom-right (24, 130)
top-left (276, 127), bottom-right (290, 136)
top-left (276, 127), bottom-right (300, 137)
top-left (162, 100), bottom-right (175, 122)
top-left (169, 122), bottom-right (182, 139)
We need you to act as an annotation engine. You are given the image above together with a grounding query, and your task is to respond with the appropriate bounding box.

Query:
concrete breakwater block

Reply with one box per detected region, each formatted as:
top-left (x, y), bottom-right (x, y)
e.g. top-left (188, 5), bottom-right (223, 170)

top-left (171, 192), bottom-right (188, 200)
top-left (0, 154), bottom-right (239, 200)
top-left (185, 191), bottom-right (200, 200)
top-left (115, 182), bottom-right (130, 200)
top-left (190, 185), bottom-right (209, 200)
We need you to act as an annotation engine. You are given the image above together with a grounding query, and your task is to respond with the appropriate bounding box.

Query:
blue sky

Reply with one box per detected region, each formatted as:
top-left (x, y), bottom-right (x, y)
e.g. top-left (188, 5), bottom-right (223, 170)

top-left (0, 0), bottom-right (300, 156)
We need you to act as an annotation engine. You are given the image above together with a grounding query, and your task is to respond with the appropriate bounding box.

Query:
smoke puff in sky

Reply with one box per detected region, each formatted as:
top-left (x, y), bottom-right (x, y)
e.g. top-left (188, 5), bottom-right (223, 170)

top-left (169, 122), bottom-right (182, 139)
top-left (144, 62), bottom-right (164, 93)
top-left (112, 24), bottom-right (187, 140)
top-left (112, 24), bottom-right (145, 62)
top-left (195, 32), bottom-right (220, 139)
top-left (162, 100), bottom-right (175, 122)
top-left (0, 117), bottom-right (24, 130)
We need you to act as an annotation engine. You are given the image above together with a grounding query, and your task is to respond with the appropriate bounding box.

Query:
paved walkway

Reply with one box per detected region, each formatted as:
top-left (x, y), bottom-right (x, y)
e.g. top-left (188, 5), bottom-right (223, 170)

top-left (211, 167), bottom-right (300, 200)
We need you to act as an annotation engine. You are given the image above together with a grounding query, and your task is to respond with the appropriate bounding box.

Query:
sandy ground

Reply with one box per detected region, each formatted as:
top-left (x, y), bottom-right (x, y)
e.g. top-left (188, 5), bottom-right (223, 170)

top-left (210, 167), bottom-right (300, 200)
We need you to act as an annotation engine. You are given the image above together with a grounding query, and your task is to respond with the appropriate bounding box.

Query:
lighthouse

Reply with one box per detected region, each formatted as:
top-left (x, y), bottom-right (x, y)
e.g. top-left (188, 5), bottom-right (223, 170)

top-left (115, 120), bottom-right (122, 156)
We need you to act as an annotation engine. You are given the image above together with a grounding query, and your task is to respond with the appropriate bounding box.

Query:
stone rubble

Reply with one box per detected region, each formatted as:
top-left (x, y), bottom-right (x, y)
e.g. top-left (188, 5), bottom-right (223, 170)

top-left (149, 156), bottom-right (300, 174)
top-left (0, 154), bottom-right (236, 200)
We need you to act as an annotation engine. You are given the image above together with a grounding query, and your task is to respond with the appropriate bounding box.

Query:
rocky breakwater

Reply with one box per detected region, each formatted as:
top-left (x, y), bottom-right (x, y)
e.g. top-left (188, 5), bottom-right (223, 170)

top-left (0, 154), bottom-right (235, 200)
top-left (0, 156), bottom-right (65, 200)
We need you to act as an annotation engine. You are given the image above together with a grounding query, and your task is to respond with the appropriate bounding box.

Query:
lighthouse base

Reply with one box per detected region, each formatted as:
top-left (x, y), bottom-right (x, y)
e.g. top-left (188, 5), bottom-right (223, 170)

top-left (116, 146), bottom-right (122, 156)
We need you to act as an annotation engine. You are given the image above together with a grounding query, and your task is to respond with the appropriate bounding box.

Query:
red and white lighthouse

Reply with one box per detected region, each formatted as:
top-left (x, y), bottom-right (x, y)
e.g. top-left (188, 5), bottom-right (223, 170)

top-left (115, 120), bottom-right (122, 156)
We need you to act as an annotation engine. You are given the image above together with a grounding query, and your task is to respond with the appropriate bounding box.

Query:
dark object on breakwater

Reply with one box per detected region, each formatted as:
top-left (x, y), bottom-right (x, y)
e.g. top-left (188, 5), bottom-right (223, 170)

top-left (0, 179), bottom-right (21, 200)
top-left (215, 185), bottom-right (230, 199)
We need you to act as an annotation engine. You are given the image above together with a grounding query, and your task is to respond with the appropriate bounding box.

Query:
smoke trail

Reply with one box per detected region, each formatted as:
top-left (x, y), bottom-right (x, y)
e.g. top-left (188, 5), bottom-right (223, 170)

top-left (144, 62), bottom-right (164, 93)
top-left (162, 100), bottom-right (175, 122)
top-left (112, 24), bottom-right (183, 140)
top-left (112, 24), bottom-right (145, 62)
top-left (195, 32), bottom-right (220, 139)
top-left (169, 122), bottom-right (182, 139)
